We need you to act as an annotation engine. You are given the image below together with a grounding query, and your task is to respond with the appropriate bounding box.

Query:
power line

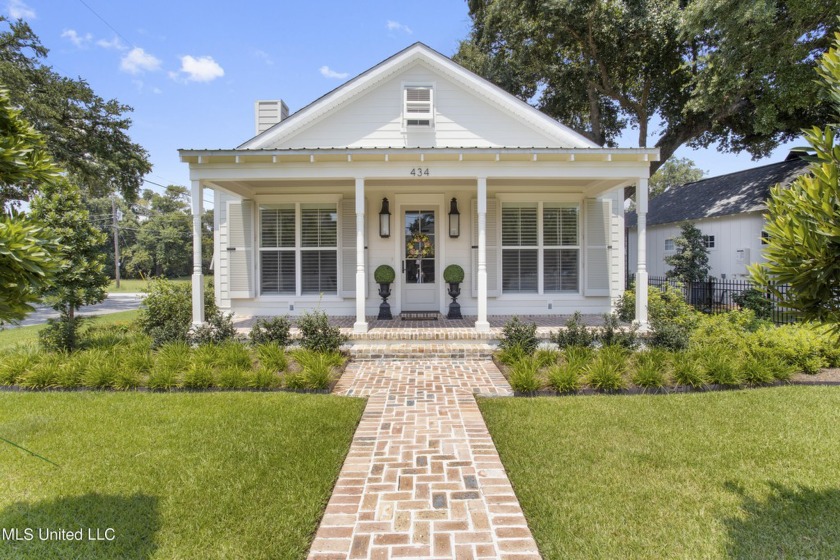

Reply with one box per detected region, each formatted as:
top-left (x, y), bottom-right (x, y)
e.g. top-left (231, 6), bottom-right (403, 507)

top-left (76, 0), bottom-right (134, 48)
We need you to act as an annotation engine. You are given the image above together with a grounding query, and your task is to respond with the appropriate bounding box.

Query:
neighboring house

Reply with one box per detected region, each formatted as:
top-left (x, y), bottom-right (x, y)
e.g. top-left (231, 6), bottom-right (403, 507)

top-left (180, 43), bottom-right (659, 332)
top-left (626, 155), bottom-right (809, 281)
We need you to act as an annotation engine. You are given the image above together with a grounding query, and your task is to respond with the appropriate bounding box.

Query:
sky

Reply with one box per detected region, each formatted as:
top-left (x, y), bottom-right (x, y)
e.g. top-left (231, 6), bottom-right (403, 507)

top-left (6, 0), bottom-right (801, 207)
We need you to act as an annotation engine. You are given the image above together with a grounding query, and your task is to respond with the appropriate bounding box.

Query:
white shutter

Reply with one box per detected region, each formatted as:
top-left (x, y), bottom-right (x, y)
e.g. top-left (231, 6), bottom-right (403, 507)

top-left (227, 200), bottom-right (255, 298)
top-left (584, 198), bottom-right (611, 296)
top-left (340, 198), bottom-right (367, 298)
top-left (471, 198), bottom-right (499, 297)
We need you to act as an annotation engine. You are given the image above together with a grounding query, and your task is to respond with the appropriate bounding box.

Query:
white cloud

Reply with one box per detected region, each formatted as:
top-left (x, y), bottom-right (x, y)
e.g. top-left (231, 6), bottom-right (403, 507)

top-left (320, 65), bottom-right (348, 79)
top-left (173, 55), bottom-right (225, 83)
top-left (97, 36), bottom-right (126, 50)
top-left (61, 29), bottom-right (92, 48)
top-left (152, 87), bottom-right (162, 94)
top-left (386, 20), bottom-right (412, 34)
top-left (7, 0), bottom-right (35, 19)
top-left (253, 49), bottom-right (273, 66)
top-left (120, 47), bottom-right (162, 74)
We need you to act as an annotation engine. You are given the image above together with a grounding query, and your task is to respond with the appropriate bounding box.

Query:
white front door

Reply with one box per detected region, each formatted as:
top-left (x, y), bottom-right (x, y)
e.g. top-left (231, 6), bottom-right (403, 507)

top-left (401, 208), bottom-right (438, 311)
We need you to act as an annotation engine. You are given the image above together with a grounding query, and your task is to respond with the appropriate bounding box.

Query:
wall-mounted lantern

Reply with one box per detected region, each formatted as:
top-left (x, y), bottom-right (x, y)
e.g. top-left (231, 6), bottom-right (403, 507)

top-left (379, 197), bottom-right (391, 238)
top-left (448, 197), bottom-right (460, 238)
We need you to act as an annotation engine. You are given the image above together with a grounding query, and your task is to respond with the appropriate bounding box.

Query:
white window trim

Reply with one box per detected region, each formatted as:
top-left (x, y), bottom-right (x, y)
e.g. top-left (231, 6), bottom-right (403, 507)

top-left (257, 199), bottom-right (340, 298)
top-left (500, 201), bottom-right (581, 296)
top-left (402, 82), bottom-right (435, 130)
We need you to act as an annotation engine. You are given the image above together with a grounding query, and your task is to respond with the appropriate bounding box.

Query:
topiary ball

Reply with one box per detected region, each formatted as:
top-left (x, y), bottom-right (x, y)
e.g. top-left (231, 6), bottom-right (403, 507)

top-left (374, 264), bottom-right (396, 284)
top-left (443, 264), bottom-right (465, 284)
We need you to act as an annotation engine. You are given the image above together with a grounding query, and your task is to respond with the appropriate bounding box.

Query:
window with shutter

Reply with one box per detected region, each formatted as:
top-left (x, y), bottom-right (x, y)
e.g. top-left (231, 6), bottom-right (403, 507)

top-left (258, 203), bottom-right (338, 296)
top-left (404, 86), bottom-right (433, 128)
top-left (501, 204), bottom-right (538, 293)
top-left (584, 198), bottom-right (611, 296)
top-left (543, 205), bottom-right (579, 293)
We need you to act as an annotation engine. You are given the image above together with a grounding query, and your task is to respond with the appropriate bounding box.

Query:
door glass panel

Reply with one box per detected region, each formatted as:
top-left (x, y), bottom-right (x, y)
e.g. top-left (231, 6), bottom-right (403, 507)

top-left (404, 210), bottom-right (435, 284)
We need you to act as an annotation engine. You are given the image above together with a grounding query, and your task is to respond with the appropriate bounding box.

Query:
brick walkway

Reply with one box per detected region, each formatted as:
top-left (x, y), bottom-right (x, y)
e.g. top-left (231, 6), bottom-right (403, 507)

top-left (308, 360), bottom-right (540, 559)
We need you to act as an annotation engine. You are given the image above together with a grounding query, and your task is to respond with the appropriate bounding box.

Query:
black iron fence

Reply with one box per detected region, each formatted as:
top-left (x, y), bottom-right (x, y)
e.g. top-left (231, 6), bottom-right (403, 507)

top-left (627, 274), bottom-right (796, 325)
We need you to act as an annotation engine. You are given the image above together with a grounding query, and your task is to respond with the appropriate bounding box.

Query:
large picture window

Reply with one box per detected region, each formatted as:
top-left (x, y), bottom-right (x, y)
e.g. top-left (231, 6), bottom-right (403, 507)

top-left (259, 203), bottom-right (337, 296)
top-left (501, 202), bottom-right (579, 295)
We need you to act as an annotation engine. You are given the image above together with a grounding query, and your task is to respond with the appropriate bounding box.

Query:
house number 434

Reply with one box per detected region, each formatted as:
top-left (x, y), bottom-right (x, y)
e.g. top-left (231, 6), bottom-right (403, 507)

top-left (409, 168), bottom-right (430, 177)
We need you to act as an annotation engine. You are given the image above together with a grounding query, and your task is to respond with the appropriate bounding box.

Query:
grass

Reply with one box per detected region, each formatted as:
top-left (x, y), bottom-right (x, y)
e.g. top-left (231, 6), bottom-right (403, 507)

top-left (479, 386), bottom-right (840, 559)
top-left (107, 276), bottom-right (192, 293)
top-left (0, 310), bottom-right (140, 351)
top-left (0, 392), bottom-right (365, 559)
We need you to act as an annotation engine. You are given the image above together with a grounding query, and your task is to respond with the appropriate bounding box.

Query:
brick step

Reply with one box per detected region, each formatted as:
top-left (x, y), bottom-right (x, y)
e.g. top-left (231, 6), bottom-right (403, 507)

top-left (347, 340), bottom-right (496, 360)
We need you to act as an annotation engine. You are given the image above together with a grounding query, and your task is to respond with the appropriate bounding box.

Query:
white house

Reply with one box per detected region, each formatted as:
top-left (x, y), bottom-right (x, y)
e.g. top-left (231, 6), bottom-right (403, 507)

top-left (626, 155), bottom-right (809, 280)
top-left (180, 43), bottom-right (658, 333)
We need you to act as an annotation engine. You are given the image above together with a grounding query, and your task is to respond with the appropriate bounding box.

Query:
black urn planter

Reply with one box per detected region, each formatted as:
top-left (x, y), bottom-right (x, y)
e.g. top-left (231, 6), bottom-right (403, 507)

top-left (447, 282), bottom-right (462, 320)
top-left (377, 283), bottom-right (393, 320)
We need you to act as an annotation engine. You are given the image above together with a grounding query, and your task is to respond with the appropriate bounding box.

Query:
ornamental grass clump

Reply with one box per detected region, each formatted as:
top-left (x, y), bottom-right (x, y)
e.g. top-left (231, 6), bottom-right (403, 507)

top-left (217, 367), bottom-right (247, 389)
top-left (247, 366), bottom-right (281, 390)
top-left (19, 355), bottom-right (62, 389)
top-left (741, 347), bottom-right (782, 385)
top-left (0, 347), bottom-right (40, 385)
top-left (182, 363), bottom-right (215, 389)
top-left (214, 341), bottom-right (253, 370)
top-left (82, 350), bottom-right (118, 389)
top-left (293, 349), bottom-right (344, 390)
top-left (585, 346), bottom-right (627, 392)
top-left (631, 348), bottom-right (670, 390)
top-left (672, 352), bottom-right (708, 388)
top-left (257, 343), bottom-right (288, 373)
top-left (534, 347), bottom-right (560, 368)
top-left (509, 356), bottom-right (542, 393)
top-left (547, 349), bottom-right (591, 394)
top-left (698, 345), bottom-right (743, 387)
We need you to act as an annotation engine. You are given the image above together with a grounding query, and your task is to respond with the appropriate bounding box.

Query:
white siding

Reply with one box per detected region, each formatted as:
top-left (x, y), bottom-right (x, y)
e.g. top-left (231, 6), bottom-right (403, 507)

top-left (627, 212), bottom-right (768, 280)
top-left (272, 64), bottom-right (559, 150)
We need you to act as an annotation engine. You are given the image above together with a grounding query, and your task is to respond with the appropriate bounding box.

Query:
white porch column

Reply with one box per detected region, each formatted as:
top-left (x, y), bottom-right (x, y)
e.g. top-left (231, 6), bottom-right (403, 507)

top-left (353, 178), bottom-right (368, 333)
top-left (191, 180), bottom-right (205, 326)
top-left (475, 177), bottom-right (490, 332)
top-left (635, 177), bottom-right (649, 329)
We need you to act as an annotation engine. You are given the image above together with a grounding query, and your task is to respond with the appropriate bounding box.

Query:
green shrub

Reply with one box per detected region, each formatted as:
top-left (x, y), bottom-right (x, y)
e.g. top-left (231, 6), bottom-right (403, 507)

top-left (499, 316), bottom-right (539, 355)
top-left (257, 343), bottom-right (288, 373)
top-left (297, 310), bottom-right (348, 353)
top-left (249, 316), bottom-right (292, 347)
top-left (39, 312), bottom-right (84, 352)
top-left (189, 311), bottom-right (237, 346)
top-left (138, 277), bottom-right (219, 347)
top-left (374, 264), bottom-right (396, 284)
top-left (649, 319), bottom-right (691, 351)
top-left (585, 346), bottom-right (627, 392)
top-left (732, 288), bottom-right (774, 320)
top-left (509, 360), bottom-right (541, 393)
top-left (741, 355), bottom-right (777, 386)
top-left (443, 264), bottom-right (464, 284)
top-left (182, 364), bottom-right (215, 389)
top-left (596, 313), bottom-right (638, 349)
top-left (551, 312), bottom-right (594, 349)
top-left (672, 352), bottom-right (708, 388)
top-left (620, 283), bottom-right (698, 350)
top-left (698, 346), bottom-right (742, 387)
top-left (746, 323), bottom-right (828, 374)
top-left (632, 349), bottom-right (670, 390)
top-left (690, 310), bottom-right (765, 351)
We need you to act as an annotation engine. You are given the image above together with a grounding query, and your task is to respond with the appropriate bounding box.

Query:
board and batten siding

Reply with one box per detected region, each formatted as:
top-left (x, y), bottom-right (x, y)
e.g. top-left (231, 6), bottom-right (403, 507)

top-left (270, 64), bottom-right (560, 150)
top-left (627, 212), bottom-right (767, 280)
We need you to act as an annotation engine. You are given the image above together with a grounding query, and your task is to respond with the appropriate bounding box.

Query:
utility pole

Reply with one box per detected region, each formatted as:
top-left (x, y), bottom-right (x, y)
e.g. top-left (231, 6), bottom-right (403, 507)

top-left (112, 197), bottom-right (120, 289)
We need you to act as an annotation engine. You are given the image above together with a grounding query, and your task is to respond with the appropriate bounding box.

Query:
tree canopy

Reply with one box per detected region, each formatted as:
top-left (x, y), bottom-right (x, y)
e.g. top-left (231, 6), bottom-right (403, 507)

top-left (0, 17), bottom-right (151, 202)
top-left (649, 157), bottom-right (705, 198)
top-left (665, 222), bottom-right (710, 283)
top-left (750, 31), bottom-right (840, 334)
top-left (455, 0), bottom-right (839, 175)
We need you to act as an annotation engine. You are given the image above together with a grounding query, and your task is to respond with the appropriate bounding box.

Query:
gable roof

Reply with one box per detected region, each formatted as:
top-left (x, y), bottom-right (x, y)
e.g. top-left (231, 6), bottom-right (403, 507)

top-left (626, 157), bottom-right (810, 228)
top-left (238, 42), bottom-right (599, 150)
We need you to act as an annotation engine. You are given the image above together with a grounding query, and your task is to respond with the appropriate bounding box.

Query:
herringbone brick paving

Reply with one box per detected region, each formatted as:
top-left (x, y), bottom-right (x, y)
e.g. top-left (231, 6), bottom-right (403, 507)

top-left (308, 359), bottom-right (540, 560)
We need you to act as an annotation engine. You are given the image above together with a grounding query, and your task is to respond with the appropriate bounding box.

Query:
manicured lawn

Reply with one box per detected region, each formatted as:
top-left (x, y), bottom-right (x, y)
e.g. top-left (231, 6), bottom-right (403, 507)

top-left (0, 392), bottom-right (365, 559)
top-left (0, 310), bottom-right (140, 351)
top-left (107, 277), bottom-right (193, 293)
top-left (479, 386), bottom-right (840, 559)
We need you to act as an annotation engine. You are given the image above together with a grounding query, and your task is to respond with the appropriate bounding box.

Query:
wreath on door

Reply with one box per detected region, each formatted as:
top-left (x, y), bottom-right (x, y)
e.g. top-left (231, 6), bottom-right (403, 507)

top-left (406, 232), bottom-right (434, 259)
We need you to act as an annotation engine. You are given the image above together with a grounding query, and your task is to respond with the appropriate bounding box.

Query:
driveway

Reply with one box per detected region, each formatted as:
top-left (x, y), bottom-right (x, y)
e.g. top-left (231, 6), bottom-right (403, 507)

top-left (8, 293), bottom-right (145, 328)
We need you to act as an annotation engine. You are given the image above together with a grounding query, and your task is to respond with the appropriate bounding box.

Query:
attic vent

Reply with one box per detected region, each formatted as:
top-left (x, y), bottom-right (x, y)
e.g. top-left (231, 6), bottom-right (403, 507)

top-left (404, 86), bottom-right (433, 128)
top-left (255, 100), bottom-right (289, 135)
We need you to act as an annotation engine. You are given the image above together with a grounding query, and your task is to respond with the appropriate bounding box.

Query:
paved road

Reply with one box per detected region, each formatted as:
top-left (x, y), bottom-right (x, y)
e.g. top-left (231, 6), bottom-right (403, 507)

top-left (8, 293), bottom-right (145, 328)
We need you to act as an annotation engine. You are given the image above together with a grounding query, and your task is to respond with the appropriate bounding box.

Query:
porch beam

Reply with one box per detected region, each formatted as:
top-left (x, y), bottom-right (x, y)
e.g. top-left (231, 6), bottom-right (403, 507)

top-left (191, 180), bottom-right (205, 326)
top-left (635, 177), bottom-right (649, 330)
top-left (354, 178), bottom-right (368, 333)
top-left (475, 177), bottom-right (490, 333)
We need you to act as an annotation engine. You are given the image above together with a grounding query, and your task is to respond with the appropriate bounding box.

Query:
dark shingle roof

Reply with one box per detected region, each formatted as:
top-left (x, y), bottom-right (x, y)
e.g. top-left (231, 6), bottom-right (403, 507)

top-left (626, 157), bottom-right (809, 228)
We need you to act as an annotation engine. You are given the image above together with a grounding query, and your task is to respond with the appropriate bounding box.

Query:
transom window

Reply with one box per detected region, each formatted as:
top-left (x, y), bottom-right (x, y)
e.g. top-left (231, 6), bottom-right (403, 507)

top-left (404, 86), bottom-right (433, 128)
top-left (259, 203), bottom-right (337, 296)
top-left (501, 202), bottom-right (579, 294)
